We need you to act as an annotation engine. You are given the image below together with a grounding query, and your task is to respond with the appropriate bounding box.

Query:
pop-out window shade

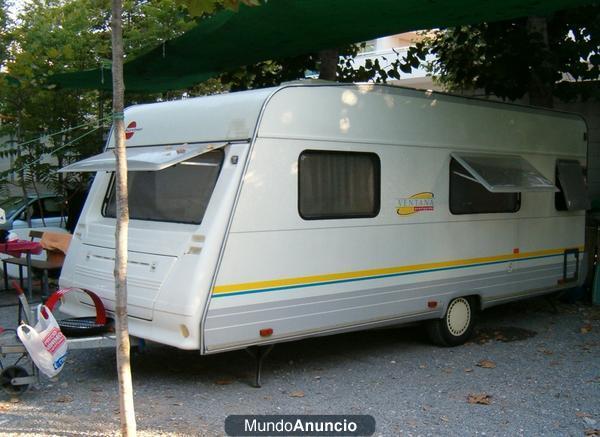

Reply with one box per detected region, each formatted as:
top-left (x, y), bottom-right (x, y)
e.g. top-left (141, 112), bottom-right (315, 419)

top-left (556, 159), bottom-right (589, 211)
top-left (450, 152), bottom-right (557, 193)
top-left (59, 142), bottom-right (228, 173)
top-left (298, 150), bottom-right (380, 220)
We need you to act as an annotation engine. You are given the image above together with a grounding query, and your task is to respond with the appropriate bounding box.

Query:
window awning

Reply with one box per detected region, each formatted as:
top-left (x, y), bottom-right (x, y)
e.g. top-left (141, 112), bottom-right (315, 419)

top-left (556, 159), bottom-right (589, 210)
top-left (59, 142), bottom-right (228, 173)
top-left (450, 152), bottom-right (558, 193)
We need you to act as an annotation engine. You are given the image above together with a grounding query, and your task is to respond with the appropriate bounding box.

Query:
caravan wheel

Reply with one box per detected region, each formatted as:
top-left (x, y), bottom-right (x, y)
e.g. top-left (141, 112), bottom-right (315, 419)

top-left (427, 297), bottom-right (477, 347)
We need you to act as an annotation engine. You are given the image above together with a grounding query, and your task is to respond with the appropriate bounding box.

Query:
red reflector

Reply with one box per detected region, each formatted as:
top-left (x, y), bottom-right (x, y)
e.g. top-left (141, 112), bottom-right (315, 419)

top-left (427, 301), bottom-right (438, 309)
top-left (260, 328), bottom-right (273, 337)
top-left (513, 248), bottom-right (520, 254)
top-left (125, 121), bottom-right (137, 140)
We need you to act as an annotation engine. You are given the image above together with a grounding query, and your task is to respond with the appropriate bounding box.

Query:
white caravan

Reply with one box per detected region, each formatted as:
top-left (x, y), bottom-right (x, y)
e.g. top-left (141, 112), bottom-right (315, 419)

top-left (59, 83), bottom-right (588, 358)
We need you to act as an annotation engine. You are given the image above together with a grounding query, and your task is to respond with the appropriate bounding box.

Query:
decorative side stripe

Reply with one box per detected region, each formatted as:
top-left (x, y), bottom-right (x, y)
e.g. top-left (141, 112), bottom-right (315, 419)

top-left (212, 246), bottom-right (583, 298)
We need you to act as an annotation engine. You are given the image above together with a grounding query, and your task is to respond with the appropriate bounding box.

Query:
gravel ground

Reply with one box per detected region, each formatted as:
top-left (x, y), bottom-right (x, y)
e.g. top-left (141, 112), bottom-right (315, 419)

top-left (0, 291), bottom-right (598, 437)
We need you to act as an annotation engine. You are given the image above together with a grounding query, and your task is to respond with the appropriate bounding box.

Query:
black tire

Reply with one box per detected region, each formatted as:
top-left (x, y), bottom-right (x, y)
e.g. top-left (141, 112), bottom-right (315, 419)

top-left (427, 296), bottom-right (477, 347)
top-left (1, 366), bottom-right (30, 396)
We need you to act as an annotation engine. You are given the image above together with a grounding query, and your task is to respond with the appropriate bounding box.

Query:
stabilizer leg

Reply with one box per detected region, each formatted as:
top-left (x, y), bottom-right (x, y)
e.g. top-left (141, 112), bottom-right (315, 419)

top-left (246, 344), bottom-right (274, 388)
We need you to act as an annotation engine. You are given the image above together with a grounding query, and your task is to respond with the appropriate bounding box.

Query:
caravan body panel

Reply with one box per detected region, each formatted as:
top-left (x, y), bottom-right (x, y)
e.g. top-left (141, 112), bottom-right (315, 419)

top-left (204, 85), bottom-right (586, 352)
top-left (59, 84), bottom-right (587, 352)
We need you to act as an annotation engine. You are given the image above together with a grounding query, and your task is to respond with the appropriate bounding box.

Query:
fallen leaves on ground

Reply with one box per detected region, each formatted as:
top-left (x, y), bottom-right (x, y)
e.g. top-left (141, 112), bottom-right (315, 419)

top-left (289, 390), bottom-right (305, 398)
top-left (214, 379), bottom-right (234, 385)
top-left (467, 393), bottom-right (492, 405)
top-left (584, 429), bottom-right (600, 436)
top-left (54, 395), bottom-right (73, 403)
top-left (580, 324), bottom-right (593, 334)
top-left (477, 359), bottom-right (496, 369)
top-left (464, 368), bottom-right (473, 373)
top-left (576, 412), bottom-right (592, 418)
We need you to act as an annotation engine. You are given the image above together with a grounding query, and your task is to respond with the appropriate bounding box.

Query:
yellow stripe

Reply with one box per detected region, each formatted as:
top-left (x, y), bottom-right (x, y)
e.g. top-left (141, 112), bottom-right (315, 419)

top-left (212, 246), bottom-right (584, 295)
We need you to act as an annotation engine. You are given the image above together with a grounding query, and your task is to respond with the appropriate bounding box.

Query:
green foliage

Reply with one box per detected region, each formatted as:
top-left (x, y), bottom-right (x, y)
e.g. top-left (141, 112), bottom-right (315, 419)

top-left (402, 5), bottom-right (600, 102)
top-left (0, 0), bottom-right (10, 65)
top-left (219, 42), bottom-right (405, 91)
top-left (175, 0), bottom-right (261, 17)
top-left (0, 0), bottom-right (196, 201)
top-left (0, 0), bottom-right (406, 204)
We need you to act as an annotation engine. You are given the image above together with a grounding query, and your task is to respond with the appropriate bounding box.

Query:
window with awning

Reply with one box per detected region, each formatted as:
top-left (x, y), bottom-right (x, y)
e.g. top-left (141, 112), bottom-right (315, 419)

top-left (59, 142), bottom-right (227, 173)
top-left (102, 149), bottom-right (225, 224)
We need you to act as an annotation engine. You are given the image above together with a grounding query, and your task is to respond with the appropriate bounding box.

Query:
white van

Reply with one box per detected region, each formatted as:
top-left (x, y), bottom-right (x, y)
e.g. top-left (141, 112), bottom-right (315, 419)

top-left (59, 83), bottom-right (588, 357)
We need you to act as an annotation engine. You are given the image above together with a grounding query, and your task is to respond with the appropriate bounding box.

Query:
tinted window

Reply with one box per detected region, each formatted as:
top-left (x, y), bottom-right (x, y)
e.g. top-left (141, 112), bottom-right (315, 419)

top-left (298, 150), bottom-right (380, 220)
top-left (449, 158), bottom-right (520, 214)
top-left (103, 150), bottom-right (224, 224)
top-left (42, 198), bottom-right (63, 216)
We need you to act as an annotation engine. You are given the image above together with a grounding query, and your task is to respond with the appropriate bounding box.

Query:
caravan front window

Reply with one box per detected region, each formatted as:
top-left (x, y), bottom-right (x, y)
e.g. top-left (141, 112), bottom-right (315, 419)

top-left (102, 150), bottom-right (224, 224)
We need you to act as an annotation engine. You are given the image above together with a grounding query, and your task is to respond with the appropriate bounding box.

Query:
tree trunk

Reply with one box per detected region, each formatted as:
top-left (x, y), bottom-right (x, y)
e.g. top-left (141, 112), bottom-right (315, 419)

top-left (318, 49), bottom-right (339, 81)
top-left (16, 120), bottom-right (32, 227)
top-left (111, 0), bottom-right (136, 435)
top-left (526, 16), bottom-right (554, 108)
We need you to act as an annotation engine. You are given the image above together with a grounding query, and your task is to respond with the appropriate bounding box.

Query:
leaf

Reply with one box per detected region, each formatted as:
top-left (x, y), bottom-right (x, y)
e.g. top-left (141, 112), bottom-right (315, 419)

top-left (581, 324), bottom-right (593, 334)
top-left (467, 393), bottom-right (492, 405)
top-left (214, 379), bottom-right (234, 385)
top-left (289, 390), bottom-right (305, 398)
top-left (47, 48), bottom-right (60, 58)
top-left (577, 412), bottom-right (593, 418)
top-left (55, 395), bottom-right (73, 403)
top-left (180, 0), bottom-right (218, 17)
top-left (584, 429), bottom-right (600, 436)
top-left (477, 359), bottom-right (496, 369)
top-left (464, 368), bottom-right (473, 373)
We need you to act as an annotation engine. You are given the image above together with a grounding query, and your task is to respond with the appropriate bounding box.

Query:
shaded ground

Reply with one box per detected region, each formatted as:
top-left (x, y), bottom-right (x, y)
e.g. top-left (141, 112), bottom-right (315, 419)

top-left (0, 290), bottom-right (598, 436)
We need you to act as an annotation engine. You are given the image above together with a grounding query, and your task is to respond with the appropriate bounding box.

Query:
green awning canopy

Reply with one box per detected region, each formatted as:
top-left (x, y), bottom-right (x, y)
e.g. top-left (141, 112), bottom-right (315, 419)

top-left (48, 0), bottom-right (595, 92)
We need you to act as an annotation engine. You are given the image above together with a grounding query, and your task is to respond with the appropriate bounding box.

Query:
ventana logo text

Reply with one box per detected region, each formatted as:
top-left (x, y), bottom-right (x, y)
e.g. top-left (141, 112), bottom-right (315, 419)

top-left (396, 192), bottom-right (434, 215)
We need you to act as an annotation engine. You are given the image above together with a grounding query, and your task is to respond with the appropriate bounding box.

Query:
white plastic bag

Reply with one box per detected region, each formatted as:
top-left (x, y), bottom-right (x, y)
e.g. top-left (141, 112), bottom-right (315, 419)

top-left (17, 305), bottom-right (68, 378)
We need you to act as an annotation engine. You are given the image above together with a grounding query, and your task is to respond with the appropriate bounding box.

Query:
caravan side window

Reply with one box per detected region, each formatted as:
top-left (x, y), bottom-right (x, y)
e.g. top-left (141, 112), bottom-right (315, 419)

top-left (449, 158), bottom-right (520, 214)
top-left (298, 150), bottom-right (380, 220)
